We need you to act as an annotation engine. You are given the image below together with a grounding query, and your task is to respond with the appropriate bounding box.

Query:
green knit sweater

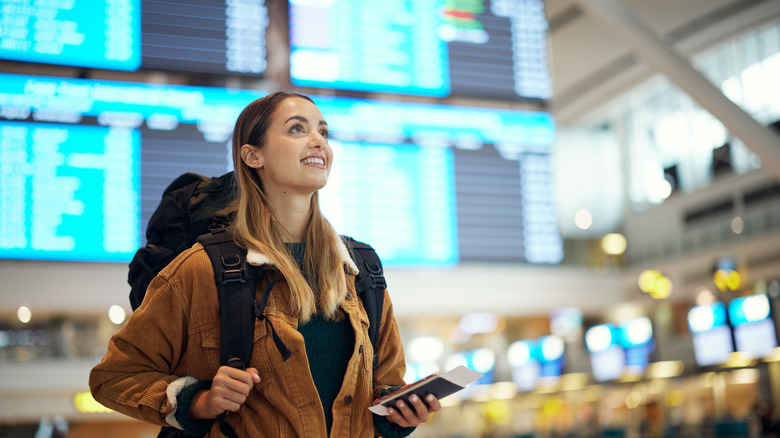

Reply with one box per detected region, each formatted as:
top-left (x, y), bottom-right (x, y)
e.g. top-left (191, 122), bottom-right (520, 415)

top-left (288, 243), bottom-right (353, 435)
top-left (288, 243), bottom-right (412, 438)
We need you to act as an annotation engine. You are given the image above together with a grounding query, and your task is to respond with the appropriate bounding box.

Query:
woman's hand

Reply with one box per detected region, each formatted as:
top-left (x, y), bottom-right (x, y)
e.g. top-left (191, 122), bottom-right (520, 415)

top-left (190, 366), bottom-right (261, 419)
top-left (383, 394), bottom-right (442, 428)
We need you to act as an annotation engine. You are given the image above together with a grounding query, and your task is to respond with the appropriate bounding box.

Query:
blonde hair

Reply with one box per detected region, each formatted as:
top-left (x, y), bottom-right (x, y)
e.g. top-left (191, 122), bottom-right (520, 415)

top-left (231, 92), bottom-right (347, 322)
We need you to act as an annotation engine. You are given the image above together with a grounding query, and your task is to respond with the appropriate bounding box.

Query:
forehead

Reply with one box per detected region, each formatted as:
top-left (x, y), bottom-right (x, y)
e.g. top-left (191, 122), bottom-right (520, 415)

top-left (272, 97), bottom-right (324, 122)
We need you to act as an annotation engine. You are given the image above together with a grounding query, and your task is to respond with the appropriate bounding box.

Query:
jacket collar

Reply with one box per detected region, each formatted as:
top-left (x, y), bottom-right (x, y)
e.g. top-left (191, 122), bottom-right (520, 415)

top-left (246, 234), bottom-right (359, 275)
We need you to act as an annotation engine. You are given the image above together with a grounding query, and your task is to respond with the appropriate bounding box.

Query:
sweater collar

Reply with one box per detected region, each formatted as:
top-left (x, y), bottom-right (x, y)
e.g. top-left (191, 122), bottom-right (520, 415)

top-left (246, 234), bottom-right (359, 275)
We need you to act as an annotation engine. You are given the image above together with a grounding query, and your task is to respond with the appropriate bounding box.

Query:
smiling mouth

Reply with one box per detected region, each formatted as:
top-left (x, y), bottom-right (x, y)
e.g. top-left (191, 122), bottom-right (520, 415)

top-left (301, 157), bottom-right (325, 166)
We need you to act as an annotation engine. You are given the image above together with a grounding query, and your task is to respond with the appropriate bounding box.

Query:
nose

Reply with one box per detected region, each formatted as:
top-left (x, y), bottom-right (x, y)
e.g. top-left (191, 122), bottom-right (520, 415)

top-left (309, 131), bottom-right (324, 149)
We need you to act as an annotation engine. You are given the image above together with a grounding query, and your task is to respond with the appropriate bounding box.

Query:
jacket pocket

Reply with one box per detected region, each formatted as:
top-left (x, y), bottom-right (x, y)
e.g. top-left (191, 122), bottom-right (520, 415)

top-left (190, 322), bottom-right (221, 376)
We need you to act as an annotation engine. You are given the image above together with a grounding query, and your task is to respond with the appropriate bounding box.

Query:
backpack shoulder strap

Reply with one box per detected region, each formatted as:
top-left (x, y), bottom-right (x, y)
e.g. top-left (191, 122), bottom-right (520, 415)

top-left (341, 236), bottom-right (386, 370)
top-left (197, 227), bottom-right (257, 369)
top-left (197, 227), bottom-right (289, 438)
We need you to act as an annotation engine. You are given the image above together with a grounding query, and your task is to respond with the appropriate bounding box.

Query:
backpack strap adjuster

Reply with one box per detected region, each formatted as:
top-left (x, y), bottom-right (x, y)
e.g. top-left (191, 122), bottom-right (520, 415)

top-left (219, 268), bottom-right (247, 284)
top-left (214, 242), bottom-right (248, 284)
top-left (355, 261), bottom-right (386, 294)
top-left (364, 261), bottom-right (387, 290)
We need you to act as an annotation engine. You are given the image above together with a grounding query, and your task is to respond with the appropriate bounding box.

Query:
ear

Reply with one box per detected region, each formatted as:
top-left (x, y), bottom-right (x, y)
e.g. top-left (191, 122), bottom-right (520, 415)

top-left (240, 144), bottom-right (263, 169)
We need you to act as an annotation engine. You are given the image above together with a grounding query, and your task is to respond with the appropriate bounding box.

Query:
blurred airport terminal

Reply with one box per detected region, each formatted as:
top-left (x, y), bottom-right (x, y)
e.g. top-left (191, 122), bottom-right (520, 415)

top-left (1, 0), bottom-right (780, 436)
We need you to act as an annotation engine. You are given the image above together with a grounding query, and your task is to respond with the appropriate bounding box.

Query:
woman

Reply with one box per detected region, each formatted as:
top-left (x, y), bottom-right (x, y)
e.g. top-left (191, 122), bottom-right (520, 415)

top-left (90, 92), bottom-right (441, 437)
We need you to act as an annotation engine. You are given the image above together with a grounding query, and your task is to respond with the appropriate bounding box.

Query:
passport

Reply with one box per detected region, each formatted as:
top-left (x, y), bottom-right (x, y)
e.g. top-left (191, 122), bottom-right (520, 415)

top-left (369, 366), bottom-right (483, 416)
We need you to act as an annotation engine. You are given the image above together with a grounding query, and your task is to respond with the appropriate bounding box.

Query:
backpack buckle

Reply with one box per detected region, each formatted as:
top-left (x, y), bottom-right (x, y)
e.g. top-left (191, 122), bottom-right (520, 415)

top-left (219, 253), bottom-right (247, 284)
top-left (369, 273), bottom-right (386, 290)
top-left (220, 268), bottom-right (247, 284)
top-left (364, 262), bottom-right (387, 289)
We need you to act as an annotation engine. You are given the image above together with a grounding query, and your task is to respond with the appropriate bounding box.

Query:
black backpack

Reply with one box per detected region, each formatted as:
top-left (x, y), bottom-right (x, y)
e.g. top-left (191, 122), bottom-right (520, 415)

top-left (128, 172), bottom-right (239, 311)
top-left (128, 171), bottom-right (387, 437)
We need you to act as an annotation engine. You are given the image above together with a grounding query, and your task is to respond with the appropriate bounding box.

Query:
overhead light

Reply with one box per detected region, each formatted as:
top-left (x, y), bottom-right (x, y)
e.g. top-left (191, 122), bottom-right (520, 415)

top-left (638, 270), bottom-right (672, 299)
top-left (17, 305), bottom-right (32, 324)
top-left (108, 305), bottom-right (126, 325)
top-left (574, 209), bottom-right (593, 230)
top-left (601, 233), bottom-right (627, 255)
top-left (731, 216), bottom-right (744, 234)
top-left (655, 179), bottom-right (672, 200)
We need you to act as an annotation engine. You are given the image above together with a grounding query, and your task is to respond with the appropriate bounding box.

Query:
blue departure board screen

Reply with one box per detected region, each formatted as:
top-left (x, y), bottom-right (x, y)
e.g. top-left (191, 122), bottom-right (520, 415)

top-left (320, 142), bottom-right (457, 267)
top-left (140, 0), bottom-right (269, 75)
top-left (0, 0), bottom-right (140, 70)
top-left (290, 0), bottom-right (450, 96)
top-left (289, 0), bottom-right (552, 100)
top-left (0, 0), bottom-right (268, 75)
top-left (0, 73), bottom-right (560, 265)
top-left (0, 121), bottom-right (140, 262)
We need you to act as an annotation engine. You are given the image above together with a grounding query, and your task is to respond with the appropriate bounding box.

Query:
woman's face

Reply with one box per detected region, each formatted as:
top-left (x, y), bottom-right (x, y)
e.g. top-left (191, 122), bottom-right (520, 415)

top-left (243, 97), bottom-right (333, 196)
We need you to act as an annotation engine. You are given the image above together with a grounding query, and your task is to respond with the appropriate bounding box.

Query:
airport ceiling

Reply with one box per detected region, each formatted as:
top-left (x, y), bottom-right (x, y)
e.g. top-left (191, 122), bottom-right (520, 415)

top-left (544, 0), bottom-right (780, 125)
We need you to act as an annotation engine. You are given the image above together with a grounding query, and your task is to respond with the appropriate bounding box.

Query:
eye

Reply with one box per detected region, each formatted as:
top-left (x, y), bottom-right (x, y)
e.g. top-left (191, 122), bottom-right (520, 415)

top-left (320, 129), bottom-right (329, 139)
top-left (289, 123), bottom-right (305, 134)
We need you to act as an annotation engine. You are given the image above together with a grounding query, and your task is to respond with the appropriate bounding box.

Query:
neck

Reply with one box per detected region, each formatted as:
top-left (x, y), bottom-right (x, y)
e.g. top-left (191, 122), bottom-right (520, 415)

top-left (264, 188), bottom-right (313, 243)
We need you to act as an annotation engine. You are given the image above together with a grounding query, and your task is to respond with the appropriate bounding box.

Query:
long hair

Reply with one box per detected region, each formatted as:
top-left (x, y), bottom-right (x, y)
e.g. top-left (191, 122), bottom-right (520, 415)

top-left (231, 92), bottom-right (347, 322)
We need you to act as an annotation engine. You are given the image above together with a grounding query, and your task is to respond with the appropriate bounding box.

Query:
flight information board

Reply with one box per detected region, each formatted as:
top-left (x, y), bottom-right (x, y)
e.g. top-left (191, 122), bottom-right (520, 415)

top-left (141, 0), bottom-right (269, 75)
top-left (289, 0), bottom-right (552, 100)
top-left (0, 0), bottom-right (268, 75)
top-left (321, 142), bottom-right (457, 266)
top-left (0, 73), bottom-right (560, 266)
top-left (0, 121), bottom-right (140, 262)
top-left (0, 0), bottom-right (140, 70)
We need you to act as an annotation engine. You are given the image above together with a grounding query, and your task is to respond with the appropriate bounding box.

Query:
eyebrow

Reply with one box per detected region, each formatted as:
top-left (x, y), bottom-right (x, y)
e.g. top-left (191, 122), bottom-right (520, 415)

top-left (286, 115), bottom-right (328, 126)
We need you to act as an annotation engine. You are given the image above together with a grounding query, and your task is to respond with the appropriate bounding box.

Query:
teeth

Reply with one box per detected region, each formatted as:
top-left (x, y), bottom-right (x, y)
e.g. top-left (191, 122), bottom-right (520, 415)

top-left (301, 157), bottom-right (324, 165)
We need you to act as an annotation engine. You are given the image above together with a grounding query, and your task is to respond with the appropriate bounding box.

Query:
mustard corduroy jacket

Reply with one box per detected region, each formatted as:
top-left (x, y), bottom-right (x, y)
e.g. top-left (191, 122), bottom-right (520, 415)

top-left (89, 238), bottom-right (408, 437)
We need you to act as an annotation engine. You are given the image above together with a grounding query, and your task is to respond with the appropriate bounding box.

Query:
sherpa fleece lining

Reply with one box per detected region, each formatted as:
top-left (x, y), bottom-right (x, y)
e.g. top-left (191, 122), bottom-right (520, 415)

top-left (165, 376), bottom-right (198, 429)
top-left (245, 235), bottom-right (359, 275)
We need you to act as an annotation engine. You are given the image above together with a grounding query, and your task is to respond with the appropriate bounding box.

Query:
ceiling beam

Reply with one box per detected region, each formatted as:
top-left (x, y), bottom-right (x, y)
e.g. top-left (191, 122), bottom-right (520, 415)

top-left (573, 0), bottom-right (780, 181)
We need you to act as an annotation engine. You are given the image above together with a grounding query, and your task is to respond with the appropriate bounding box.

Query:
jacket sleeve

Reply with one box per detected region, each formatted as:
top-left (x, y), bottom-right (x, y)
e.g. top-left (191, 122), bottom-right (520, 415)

top-left (89, 270), bottom-right (191, 427)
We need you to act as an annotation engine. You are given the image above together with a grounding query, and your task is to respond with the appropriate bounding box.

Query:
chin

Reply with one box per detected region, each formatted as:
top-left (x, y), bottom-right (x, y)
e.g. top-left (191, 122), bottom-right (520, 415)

top-left (302, 180), bottom-right (328, 193)
top-left (312, 177), bottom-right (329, 190)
